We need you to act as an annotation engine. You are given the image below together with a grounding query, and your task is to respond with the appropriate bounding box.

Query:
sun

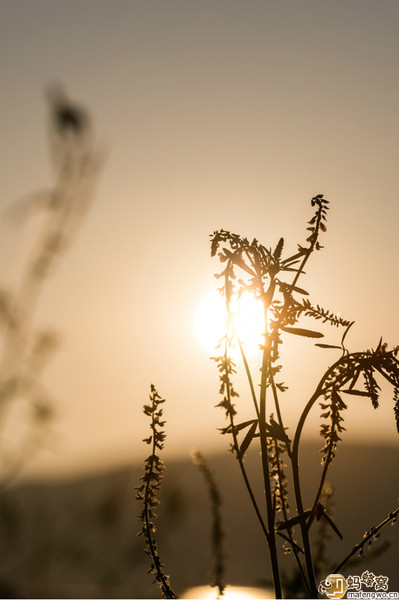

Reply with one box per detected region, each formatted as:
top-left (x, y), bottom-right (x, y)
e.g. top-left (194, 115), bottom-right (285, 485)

top-left (181, 585), bottom-right (274, 599)
top-left (195, 290), bottom-right (264, 359)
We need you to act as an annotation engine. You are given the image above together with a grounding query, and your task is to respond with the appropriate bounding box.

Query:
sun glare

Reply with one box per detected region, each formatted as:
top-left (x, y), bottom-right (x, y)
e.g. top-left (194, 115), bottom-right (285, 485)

top-left (181, 585), bottom-right (274, 599)
top-left (195, 290), bottom-right (264, 359)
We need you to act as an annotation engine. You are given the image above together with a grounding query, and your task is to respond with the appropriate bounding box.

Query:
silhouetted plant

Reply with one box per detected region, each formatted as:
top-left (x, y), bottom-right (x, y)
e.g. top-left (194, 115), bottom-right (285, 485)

top-left (0, 86), bottom-right (100, 486)
top-left (210, 195), bottom-right (399, 598)
top-left (192, 450), bottom-right (226, 598)
top-left (333, 505), bottom-right (399, 572)
top-left (136, 385), bottom-right (177, 599)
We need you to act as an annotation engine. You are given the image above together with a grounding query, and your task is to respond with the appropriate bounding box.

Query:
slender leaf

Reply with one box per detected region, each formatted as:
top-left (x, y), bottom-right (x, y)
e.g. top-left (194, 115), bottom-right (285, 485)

top-left (279, 282), bottom-right (309, 296)
top-left (276, 531), bottom-right (304, 554)
top-left (316, 503), bottom-right (343, 540)
top-left (282, 327), bottom-right (324, 339)
top-left (342, 389), bottom-right (371, 397)
top-left (223, 419), bottom-right (257, 435)
top-left (315, 343), bottom-right (342, 349)
top-left (224, 249), bottom-right (255, 276)
top-left (238, 421), bottom-right (258, 459)
top-left (276, 509), bottom-right (311, 531)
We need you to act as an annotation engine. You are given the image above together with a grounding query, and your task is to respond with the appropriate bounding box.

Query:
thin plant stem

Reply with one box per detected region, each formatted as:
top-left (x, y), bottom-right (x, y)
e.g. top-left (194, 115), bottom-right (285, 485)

top-left (268, 368), bottom-right (310, 593)
top-left (268, 370), bottom-right (289, 455)
top-left (291, 423), bottom-right (318, 597)
top-left (333, 506), bottom-right (399, 573)
top-left (273, 438), bottom-right (310, 596)
top-left (237, 337), bottom-right (260, 419)
top-left (222, 345), bottom-right (270, 544)
top-left (259, 300), bottom-right (282, 599)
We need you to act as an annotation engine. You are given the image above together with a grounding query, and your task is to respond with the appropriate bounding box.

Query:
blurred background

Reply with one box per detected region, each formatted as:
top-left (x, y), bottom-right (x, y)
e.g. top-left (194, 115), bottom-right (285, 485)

top-left (0, 0), bottom-right (398, 597)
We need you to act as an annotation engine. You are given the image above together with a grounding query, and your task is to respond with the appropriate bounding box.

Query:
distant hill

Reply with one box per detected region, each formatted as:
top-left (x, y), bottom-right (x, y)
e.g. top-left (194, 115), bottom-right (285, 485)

top-left (0, 442), bottom-right (397, 598)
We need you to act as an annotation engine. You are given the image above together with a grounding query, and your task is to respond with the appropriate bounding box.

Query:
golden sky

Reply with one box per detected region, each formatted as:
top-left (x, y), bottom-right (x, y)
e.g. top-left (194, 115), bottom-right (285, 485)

top-left (0, 0), bottom-right (398, 477)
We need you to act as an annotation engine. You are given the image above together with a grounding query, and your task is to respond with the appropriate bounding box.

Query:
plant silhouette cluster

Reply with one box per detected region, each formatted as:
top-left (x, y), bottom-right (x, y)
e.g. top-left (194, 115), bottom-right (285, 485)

top-left (136, 385), bottom-right (177, 599)
top-left (139, 195), bottom-right (398, 599)
top-left (209, 195), bottom-right (399, 598)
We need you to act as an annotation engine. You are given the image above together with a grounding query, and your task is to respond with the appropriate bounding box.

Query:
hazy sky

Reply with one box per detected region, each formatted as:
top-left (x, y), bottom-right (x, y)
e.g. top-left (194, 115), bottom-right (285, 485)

top-left (1, 0), bottom-right (398, 477)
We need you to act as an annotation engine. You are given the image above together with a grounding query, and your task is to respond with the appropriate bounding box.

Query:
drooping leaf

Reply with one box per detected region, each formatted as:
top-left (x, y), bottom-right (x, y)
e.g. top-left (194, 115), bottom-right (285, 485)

top-left (281, 252), bottom-right (304, 267)
top-left (222, 419), bottom-right (257, 435)
top-left (282, 327), bottom-right (324, 339)
top-left (276, 509), bottom-right (311, 531)
top-left (266, 417), bottom-right (291, 447)
top-left (276, 531), bottom-right (304, 553)
top-left (341, 389), bottom-right (371, 397)
top-left (349, 368), bottom-right (361, 390)
top-left (281, 266), bottom-right (304, 273)
top-left (276, 382), bottom-right (288, 392)
top-left (224, 249), bottom-right (255, 276)
top-left (288, 285), bottom-right (309, 296)
top-left (279, 282), bottom-right (309, 296)
top-left (315, 503), bottom-right (343, 539)
top-left (238, 421), bottom-right (258, 459)
top-left (315, 343), bottom-right (342, 350)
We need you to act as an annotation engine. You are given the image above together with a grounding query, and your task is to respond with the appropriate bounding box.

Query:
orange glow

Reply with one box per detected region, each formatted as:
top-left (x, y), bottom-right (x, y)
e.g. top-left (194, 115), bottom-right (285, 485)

top-left (181, 585), bottom-right (274, 599)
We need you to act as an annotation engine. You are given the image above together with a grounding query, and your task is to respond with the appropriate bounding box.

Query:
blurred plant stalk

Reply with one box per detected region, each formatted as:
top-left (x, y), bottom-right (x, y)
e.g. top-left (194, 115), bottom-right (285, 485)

top-left (0, 85), bottom-right (102, 486)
